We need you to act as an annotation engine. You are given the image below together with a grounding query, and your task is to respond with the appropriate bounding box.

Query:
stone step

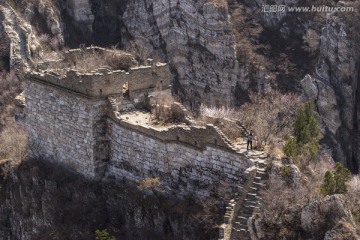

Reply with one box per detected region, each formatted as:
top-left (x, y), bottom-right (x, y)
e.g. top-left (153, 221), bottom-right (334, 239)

top-left (241, 213), bottom-right (252, 218)
top-left (257, 167), bottom-right (267, 172)
top-left (253, 182), bottom-right (265, 187)
top-left (249, 187), bottom-right (258, 191)
top-left (237, 218), bottom-right (248, 225)
top-left (256, 171), bottom-right (267, 176)
top-left (240, 208), bottom-right (253, 215)
top-left (245, 200), bottom-right (257, 205)
top-left (237, 216), bottom-right (248, 220)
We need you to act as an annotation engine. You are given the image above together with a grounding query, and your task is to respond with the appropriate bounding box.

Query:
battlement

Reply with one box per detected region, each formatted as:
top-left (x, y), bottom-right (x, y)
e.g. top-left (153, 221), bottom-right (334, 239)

top-left (27, 47), bottom-right (170, 98)
top-left (27, 64), bottom-right (169, 98)
top-left (108, 111), bottom-right (239, 153)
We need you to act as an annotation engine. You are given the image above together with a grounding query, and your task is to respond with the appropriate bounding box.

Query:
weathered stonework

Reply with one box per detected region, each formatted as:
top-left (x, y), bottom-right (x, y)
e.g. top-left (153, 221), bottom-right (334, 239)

top-left (107, 119), bottom-right (252, 197)
top-left (25, 81), bottom-right (108, 178)
top-left (25, 49), bottom-right (253, 197)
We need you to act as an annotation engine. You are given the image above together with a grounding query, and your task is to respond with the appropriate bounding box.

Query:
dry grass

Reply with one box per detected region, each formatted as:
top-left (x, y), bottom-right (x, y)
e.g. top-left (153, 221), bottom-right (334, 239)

top-left (71, 48), bottom-right (133, 72)
top-left (347, 175), bottom-right (360, 226)
top-left (200, 90), bottom-right (302, 147)
top-left (200, 105), bottom-right (235, 119)
top-left (0, 71), bottom-right (21, 129)
top-left (0, 71), bottom-right (19, 103)
top-left (259, 150), bottom-right (339, 224)
top-left (150, 91), bottom-right (186, 124)
top-left (125, 39), bottom-right (151, 65)
top-left (303, 29), bottom-right (320, 53)
top-left (236, 90), bottom-right (302, 149)
top-left (0, 123), bottom-right (27, 166)
top-left (260, 171), bottom-right (323, 224)
top-left (208, 0), bottom-right (228, 9)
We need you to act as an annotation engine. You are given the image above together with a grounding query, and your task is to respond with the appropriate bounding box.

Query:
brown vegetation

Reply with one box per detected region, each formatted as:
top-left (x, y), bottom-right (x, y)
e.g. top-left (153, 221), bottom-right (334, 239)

top-left (260, 149), bottom-right (336, 223)
top-left (0, 71), bottom-right (21, 129)
top-left (259, 145), bottom-right (360, 237)
top-left (150, 91), bottom-right (186, 124)
top-left (125, 39), bottom-right (152, 65)
top-left (347, 175), bottom-right (360, 228)
top-left (200, 90), bottom-right (302, 147)
top-left (0, 123), bottom-right (27, 166)
top-left (303, 29), bottom-right (320, 54)
top-left (71, 48), bottom-right (134, 72)
top-left (208, 0), bottom-right (228, 9)
top-left (236, 90), bottom-right (302, 149)
top-left (199, 105), bottom-right (241, 140)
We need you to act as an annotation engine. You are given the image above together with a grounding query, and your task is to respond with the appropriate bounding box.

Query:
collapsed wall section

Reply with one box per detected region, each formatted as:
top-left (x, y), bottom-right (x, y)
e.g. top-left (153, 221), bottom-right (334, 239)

top-left (107, 118), bottom-right (252, 197)
top-left (25, 80), bottom-right (108, 178)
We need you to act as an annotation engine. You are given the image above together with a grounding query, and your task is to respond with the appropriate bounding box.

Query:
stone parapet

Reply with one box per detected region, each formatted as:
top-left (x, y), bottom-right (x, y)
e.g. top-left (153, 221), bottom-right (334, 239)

top-left (26, 62), bottom-right (170, 98)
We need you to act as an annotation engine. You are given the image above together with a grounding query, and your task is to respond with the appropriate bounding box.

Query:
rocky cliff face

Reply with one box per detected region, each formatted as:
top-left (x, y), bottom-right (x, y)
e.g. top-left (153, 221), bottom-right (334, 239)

top-left (0, 160), bottom-right (218, 240)
top-left (60, 0), bottom-right (238, 109)
top-left (0, 17), bottom-right (10, 70)
top-left (302, 12), bottom-right (360, 173)
top-left (248, 195), bottom-right (359, 240)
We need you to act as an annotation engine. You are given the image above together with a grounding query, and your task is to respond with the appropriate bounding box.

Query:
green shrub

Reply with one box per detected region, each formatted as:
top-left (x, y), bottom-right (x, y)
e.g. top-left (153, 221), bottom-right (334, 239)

top-left (95, 229), bottom-right (115, 240)
top-left (284, 102), bottom-right (322, 160)
top-left (280, 166), bottom-right (293, 186)
top-left (320, 163), bottom-right (351, 196)
top-left (353, 212), bottom-right (360, 224)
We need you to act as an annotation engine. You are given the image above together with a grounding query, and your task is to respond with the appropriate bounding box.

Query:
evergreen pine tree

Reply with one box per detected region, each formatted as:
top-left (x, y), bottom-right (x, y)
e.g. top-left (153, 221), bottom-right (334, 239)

top-left (320, 171), bottom-right (336, 195)
top-left (333, 162), bottom-right (351, 194)
top-left (320, 163), bottom-right (351, 196)
top-left (284, 102), bottom-right (322, 160)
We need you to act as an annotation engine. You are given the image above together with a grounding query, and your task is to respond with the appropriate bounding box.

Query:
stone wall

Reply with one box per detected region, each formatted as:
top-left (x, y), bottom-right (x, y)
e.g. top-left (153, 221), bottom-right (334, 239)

top-left (28, 63), bottom-right (169, 98)
top-left (107, 118), bottom-right (252, 197)
top-left (25, 65), bottom-right (253, 191)
top-left (25, 81), bottom-right (108, 178)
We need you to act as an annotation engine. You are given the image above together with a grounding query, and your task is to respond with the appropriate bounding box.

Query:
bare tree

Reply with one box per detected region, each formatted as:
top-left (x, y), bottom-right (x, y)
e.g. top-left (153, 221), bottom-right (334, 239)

top-left (125, 39), bottom-right (151, 64)
top-left (236, 90), bottom-right (302, 149)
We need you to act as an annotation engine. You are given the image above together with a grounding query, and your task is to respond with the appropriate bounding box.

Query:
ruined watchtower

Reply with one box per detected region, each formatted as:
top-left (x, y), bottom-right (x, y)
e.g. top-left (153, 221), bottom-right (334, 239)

top-left (25, 47), bottom-right (170, 178)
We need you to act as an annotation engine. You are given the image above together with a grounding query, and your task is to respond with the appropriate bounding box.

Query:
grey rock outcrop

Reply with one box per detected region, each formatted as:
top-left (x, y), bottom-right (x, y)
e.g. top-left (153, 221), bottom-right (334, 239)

top-left (301, 74), bottom-right (341, 135)
top-left (0, 160), bottom-right (217, 240)
top-left (23, 0), bottom-right (63, 46)
top-left (301, 13), bottom-right (360, 172)
top-left (324, 220), bottom-right (360, 240)
top-left (248, 194), bottom-right (358, 239)
top-left (253, 0), bottom-right (299, 29)
top-left (0, 15), bottom-right (10, 70)
top-left (301, 194), bottom-right (354, 239)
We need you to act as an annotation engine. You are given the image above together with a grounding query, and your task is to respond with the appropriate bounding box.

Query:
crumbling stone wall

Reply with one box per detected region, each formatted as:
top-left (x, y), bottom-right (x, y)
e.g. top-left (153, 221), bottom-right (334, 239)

top-left (25, 81), bottom-right (108, 178)
top-left (25, 57), bottom-right (252, 192)
top-left (107, 118), bottom-right (252, 197)
top-left (29, 64), bottom-right (169, 98)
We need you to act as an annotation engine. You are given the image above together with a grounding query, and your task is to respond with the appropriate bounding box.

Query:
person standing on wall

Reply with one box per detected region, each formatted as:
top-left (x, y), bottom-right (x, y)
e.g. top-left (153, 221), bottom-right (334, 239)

top-left (247, 132), bottom-right (253, 151)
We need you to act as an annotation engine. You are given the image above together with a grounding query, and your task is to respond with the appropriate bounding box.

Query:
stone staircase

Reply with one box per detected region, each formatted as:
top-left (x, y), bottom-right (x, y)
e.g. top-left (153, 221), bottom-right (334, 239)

top-left (230, 159), bottom-right (268, 240)
top-left (219, 149), bottom-right (269, 240)
top-left (212, 125), bottom-right (240, 152)
top-left (0, 0), bottom-right (32, 70)
top-left (237, 122), bottom-right (250, 137)
top-left (172, 102), bottom-right (196, 125)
